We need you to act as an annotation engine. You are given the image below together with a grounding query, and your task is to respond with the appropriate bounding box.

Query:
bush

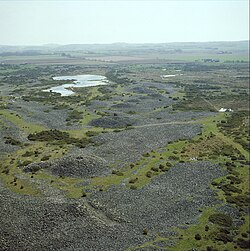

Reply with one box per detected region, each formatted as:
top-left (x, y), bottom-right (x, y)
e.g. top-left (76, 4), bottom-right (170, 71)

top-left (28, 129), bottom-right (92, 148)
top-left (2, 168), bottom-right (9, 175)
top-left (208, 213), bottom-right (232, 227)
top-left (4, 137), bottom-right (22, 146)
top-left (112, 170), bottom-right (124, 176)
top-left (226, 194), bottom-right (250, 207)
top-left (86, 131), bottom-right (99, 137)
top-left (237, 238), bottom-right (250, 248)
top-left (161, 167), bottom-right (169, 172)
top-left (17, 160), bottom-right (32, 167)
top-left (41, 155), bottom-right (51, 161)
top-left (146, 171), bottom-right (153, 178)
top-left (166, 162), bottom-right (172, 167)
top-left (130, 185), bottom-right (137, 190)
top-left (213, 232), bottom-right (233, 244)
top-left (129, 178), bottom-right (138, 184)
top-left (22, 151), bottom-right (33, 157)
top-left (226, 175), bottom-right (241, 184)
top-left (221, 184), bottom-right (242, 194)
top-left (66, 110), bottom-right (83, 121)
top-left (151, 167), bottom-right (159, 172)
top-left (116, 171), bottom-right (124, 176)
top-left (195, 234), bottom-right (201, 240)
top-left (28, 129), bottom-right (70, 141)
top-left (159, 164), bottom-right (165, 169)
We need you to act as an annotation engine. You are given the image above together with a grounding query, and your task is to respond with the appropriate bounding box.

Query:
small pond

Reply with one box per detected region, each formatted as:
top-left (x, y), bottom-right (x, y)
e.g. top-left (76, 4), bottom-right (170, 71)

top-left (44, 74), bottom-right (108, 96)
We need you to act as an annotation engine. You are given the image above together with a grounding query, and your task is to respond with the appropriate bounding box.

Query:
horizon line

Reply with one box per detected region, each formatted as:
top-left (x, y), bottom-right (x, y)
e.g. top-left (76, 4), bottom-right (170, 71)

top-left (0, 39), bottom-right (249, 47)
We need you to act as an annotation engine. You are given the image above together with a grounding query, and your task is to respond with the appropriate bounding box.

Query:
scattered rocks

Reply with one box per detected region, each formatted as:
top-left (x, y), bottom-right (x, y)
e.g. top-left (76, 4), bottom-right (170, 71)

top-left (0, 161), bottom-right (227, 251)
top-left (23, 154), bottom-right (109, 178)
top-left (90, 115), bottom-right (136, 128)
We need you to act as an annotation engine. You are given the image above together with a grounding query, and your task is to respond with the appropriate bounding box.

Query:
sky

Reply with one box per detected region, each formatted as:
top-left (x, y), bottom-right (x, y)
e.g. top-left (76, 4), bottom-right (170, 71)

top-left (0, 0), bottom-right (249, 45)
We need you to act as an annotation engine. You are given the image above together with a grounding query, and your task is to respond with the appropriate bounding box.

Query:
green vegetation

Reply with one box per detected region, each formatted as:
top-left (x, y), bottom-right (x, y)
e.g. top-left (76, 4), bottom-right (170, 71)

top-left (4, 136), bottom-right (22, 146)
top-left (0, 48), bottom-right (249, 250)
top-left (208, 213), bottom-right (233, 227)
top-left (127, 111), bottom-right (249, 250)
top-left (0, 109), bottom-right (45, 133)
top-left (28, 129), bottom-right (92, 148)
top-left (218, 111), bottom-right (249, 151)
top-left (66, 110), bottom-right (83, 122)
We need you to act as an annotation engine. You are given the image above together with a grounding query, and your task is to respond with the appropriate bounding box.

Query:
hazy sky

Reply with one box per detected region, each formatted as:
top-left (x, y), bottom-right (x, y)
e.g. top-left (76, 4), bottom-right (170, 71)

top-left (0, 0), bottom-right (249, 45)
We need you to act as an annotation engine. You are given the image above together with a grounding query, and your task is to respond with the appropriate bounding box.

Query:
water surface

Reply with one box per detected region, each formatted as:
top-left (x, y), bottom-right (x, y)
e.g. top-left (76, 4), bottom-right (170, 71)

top-left (44, 74), bottom-right (108, 96)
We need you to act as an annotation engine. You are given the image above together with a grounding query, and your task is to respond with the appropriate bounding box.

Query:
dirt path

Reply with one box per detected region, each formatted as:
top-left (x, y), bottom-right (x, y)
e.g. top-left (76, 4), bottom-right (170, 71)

top-left (202, 98), bottom-right (219, 111)
top-left (134, 120), bottom-right (196, 128)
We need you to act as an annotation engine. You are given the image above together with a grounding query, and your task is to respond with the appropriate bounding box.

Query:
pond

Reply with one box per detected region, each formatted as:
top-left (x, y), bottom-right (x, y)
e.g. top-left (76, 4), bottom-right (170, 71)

top-left (44, 74), bottom-right (108, 96)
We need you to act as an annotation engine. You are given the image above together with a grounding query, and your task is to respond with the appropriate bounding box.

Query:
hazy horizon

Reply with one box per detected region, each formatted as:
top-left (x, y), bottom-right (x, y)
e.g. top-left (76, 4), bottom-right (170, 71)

top-left (0, 40), bottom-right (249, 47)
top-left (0, 0), bottom-right (249, 46)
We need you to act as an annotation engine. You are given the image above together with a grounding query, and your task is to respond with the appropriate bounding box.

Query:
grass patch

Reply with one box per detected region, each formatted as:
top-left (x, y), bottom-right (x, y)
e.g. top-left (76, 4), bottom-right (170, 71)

top-left (0, 109), bottom-right (45, 133)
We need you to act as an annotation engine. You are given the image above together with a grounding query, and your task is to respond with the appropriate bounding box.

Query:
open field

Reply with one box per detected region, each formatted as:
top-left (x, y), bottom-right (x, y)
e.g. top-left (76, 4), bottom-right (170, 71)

top-left (0, 42), bottom-right (249, 251)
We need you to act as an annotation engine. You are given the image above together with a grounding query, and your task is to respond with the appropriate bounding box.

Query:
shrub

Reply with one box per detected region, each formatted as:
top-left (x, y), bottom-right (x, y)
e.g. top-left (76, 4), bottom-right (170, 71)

top-left (129, 178), bottom-right (138, 184)
top-left (2, 168), bottom-right (9, 175)
top-left (161, 167), bottom-right (169, 172)
top-left (195, 234), bottom-right (201, 240)
top-left (226, 194), bottom-right (250, 207)
top-left (208, 213), bottom-right (232, 227)
top-left (159, 164), bottom-right (165, 169)
top-left (130, 185), bottom-right (137, 190)
top-left (17, 160), bottom-right (32, 167)
top-left (169, 155), bottom-right (179, 161)
top-left (4, 137), bottom-right (22, 146)
top-left (213, 232), bottom-right (233, 244)
top-left (112, 170), bottom-right (123, 176)
top-left (146, 171), bottom-right (153, 178)
top-left (22, 151), bottom-right (33, 157)
top-left (151, 167), bottom-right (159, 172)
top-left (221, 184), bottom-right (242, 194)
top-left (28, 129), bottom-right (91, 148)
top-left (116, 171), bottom-right (124, 176)
top-left (41, 155), bottom-right (51, 161)
top-left (236, 238), bottom-right (250, 249)
top-left (86, 131), bottom-right (99, 137)
top-left (226, 175), bottom-right (241, 184)
top-left (66, 110), bottom-right (83, 121)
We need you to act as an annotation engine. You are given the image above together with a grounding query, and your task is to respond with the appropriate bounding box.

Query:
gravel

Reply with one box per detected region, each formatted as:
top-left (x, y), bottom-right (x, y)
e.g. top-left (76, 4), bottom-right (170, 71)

top-left (8, 100), bottom-right (80, 130)
top-left (0, 117), bottom-right (26, 156)
top-left (80, 123), bottom-right (202, 167)
top-left (88, 162), bottom-right (227, 236)
top-left (89, 114), bottom-right (137, 128)
top-left (0, 161), bottom-right (227, 251)
top-left (23, 153), bottom-right (110, 178)
top-left (0, 79), bottom-right (235, 251)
